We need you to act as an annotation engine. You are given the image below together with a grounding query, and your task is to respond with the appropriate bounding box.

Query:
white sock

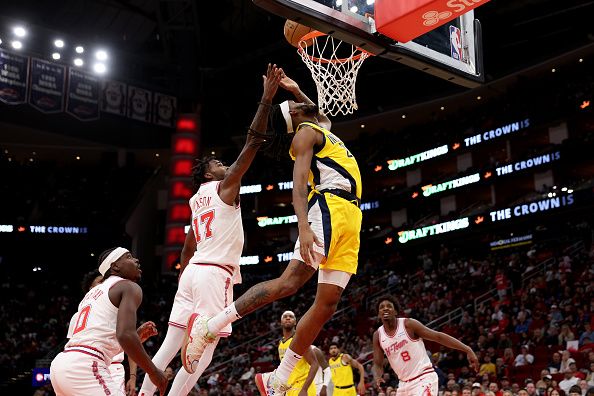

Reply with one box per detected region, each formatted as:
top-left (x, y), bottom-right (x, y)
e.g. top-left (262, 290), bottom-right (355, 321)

top-left (168, 338), bottom-right (219, 395)
top-left (276, 347), bottom-right (302, 384)
top-left (138, 325), bottom-right (185, 396)
top-left (207, 302), bottom-right (241, 334)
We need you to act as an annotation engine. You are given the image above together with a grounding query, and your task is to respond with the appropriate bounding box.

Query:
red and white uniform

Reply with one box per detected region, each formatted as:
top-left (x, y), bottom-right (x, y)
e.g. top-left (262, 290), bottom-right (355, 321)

top-left (378, 318), bottom-right (437, 396)
top-left (51, 276), bottom-right (128, 395)
top-left (66, 309), bottom-right (126, 393)
top-left (168, 181), bottom-right (243, 335)
top-left (110, 352), bottom-right (126, 393)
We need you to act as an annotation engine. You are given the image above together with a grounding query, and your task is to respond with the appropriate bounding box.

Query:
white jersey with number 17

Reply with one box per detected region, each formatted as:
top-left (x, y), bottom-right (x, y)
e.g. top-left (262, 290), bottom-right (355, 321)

top-left (188, 181), bottom-right (243, 284)
top-left (378, 318), bottom-right (433, 381)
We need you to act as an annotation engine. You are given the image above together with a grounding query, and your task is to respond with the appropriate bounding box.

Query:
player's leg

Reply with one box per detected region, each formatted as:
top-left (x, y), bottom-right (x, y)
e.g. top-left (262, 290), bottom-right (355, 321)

top-left (138, 266), bottom-right (196, 395)
top-left (417, 373), bottom-right (438, 396)
top-left (169, 338), bottom-right (219, 395)
top-left (273, 196), bottom-right (361, 387)
top-left (206, 196), bottom-right (330, 337)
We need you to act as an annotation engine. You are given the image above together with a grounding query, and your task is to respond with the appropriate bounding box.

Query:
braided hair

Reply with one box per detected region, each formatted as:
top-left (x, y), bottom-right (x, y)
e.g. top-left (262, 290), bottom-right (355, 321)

top-left (259, 104), bottom-right (295, 162)
top-left (191, 156), bottom-right (216, 190)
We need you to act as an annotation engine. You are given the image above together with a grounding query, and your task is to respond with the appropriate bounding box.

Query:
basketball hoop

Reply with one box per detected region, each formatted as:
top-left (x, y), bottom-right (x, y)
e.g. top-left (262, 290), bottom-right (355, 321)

top-left (297, 31), bottom-right (372, 116)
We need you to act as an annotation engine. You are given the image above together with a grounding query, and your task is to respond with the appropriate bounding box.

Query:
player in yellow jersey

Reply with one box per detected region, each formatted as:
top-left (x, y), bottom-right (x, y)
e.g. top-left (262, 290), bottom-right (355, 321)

top-left (328, 343), bottom-right (366, 396)
top-left (185, 70), bottom-right (362, 396)
top-left (278, 311), bottom-right (330, 396)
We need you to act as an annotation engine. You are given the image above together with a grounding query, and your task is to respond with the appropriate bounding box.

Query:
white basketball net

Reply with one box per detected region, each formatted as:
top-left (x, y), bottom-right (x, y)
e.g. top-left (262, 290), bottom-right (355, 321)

top-left (298, 33), bottom-right (370, 116)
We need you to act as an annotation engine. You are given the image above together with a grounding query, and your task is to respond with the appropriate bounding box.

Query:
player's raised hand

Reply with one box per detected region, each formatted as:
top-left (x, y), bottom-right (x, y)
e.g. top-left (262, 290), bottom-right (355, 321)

top-left (279, 74), bottom-right (300, 93)
top-left (262, 63), bottom-right (283, 101)
top-left (137, 321), bottom-right (158, 343)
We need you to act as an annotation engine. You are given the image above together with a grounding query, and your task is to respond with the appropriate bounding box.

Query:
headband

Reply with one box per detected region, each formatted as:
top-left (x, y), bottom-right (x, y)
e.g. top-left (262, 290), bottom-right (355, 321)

top-left (281, 310), bottom-right (296, 320)
top-left (279, 100), bottom-right (294, 134)
top-left (98, 247), bottom-right (129, 276)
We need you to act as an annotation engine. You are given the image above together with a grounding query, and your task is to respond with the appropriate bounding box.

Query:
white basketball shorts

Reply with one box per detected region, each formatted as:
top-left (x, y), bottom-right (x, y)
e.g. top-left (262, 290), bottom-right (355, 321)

top-left (168, 264), bottom-right (233, 337)
top-left (51, 351), bottom-right (123, 396)
top-left (396, 371), bottom-right (438, 396)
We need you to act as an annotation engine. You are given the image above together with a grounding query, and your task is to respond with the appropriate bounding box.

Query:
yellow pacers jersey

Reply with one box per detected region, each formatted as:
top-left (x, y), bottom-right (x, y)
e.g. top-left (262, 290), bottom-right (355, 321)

top-left (289, 122), bottom-right (362, 200)
top-left (279, 337), bottom-right (316, 396)
top-left (329, 354), bottom-right (356, 396)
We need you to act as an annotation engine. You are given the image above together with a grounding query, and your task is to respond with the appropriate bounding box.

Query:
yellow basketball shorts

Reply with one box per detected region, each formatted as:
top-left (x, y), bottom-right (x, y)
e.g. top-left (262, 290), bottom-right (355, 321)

top-left (292, 191), bottom-right (362, 275)
top-left (287, 381), bottom-right (316, 396)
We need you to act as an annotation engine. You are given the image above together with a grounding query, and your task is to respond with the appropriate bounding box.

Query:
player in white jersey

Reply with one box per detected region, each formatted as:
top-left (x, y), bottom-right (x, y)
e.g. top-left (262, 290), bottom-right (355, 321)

top-left (65, 270), bottom-right (158, 396)
top-left (372, 296), bottom-right (479, 396)
top-left (138, 64), bottom-right (284, 396)
top-left (51, 247), bottom-right (167, 396)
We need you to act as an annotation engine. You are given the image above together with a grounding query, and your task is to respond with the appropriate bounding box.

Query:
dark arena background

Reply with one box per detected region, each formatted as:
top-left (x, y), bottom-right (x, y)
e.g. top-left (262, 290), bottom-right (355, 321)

top-left (1, 0), bottom-right (594, 395)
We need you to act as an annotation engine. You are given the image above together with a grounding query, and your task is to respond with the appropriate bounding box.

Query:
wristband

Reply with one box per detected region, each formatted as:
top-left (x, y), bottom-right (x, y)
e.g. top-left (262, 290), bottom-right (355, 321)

top-left (258, 101), bottom-right (273, 108)
top-left (323, 367), bottom-right (332, 387)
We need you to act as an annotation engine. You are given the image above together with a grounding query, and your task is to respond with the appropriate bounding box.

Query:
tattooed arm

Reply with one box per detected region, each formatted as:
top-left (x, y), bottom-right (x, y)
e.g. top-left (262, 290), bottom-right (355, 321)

top-left (279, 74), bottom-right (331, 130)
top-left (218, 64), bottom-right (283, 205)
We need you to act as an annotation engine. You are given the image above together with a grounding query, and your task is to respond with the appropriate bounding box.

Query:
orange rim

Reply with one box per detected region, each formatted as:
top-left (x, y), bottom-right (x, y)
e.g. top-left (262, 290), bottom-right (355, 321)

top-left (297, 30), bottom-right (373, 64)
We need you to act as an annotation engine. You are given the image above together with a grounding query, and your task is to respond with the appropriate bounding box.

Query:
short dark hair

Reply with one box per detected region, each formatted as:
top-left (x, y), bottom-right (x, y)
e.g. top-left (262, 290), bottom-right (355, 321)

top-left (568, 386), bottom-right (581, 395)
top-left (98, 247), bottom-right (118, 279)
top-left (377, 295), bottom-right (399, 313)
top-left (81, 270), bottom-right (102, 293)
top-left (329, 342), bottom-right (340, 349)
top-left (191, 156), bottom-right (215, 189)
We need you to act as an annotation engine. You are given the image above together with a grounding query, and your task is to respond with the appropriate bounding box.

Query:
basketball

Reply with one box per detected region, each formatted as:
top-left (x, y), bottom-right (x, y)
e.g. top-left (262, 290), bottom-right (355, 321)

top-left (284, 19), bottom-right (314, 48)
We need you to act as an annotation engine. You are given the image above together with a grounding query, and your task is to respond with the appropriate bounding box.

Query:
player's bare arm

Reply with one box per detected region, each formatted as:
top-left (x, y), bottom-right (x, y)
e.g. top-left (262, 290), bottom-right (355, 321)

top-left (292, 126), bottom-right (323, 265)
top-left (342, 353), bottom-right (366, 395)
top-left (372, 330), bottom-right (385, 388)
top-left (300, 346), bottom-right (321, 396)
top-left (279, 75), bottom-right (331, 130)
top-left (218, 63), bottom-right (283, 205)
top-left (179, 225), bottom-right (197, 275)
top-left (313, 347), bottom-right (329, 396)
top-left (127, 358), bottom-right (138, 396)
top-left (110, 281), bottom-right (168, 395)
top-left (406, 318), bottom-right (479, 371)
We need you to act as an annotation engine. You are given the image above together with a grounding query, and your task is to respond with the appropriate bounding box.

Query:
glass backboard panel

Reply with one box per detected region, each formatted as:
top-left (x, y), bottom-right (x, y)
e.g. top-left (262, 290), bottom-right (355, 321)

top-left (253, 0), bottom-right (484, 87)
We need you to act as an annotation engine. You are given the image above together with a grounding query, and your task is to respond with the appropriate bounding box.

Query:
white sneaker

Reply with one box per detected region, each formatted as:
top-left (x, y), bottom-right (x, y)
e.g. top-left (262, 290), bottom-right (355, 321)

top-left (255, 371), bottom-right (291, 396)
top-left (181, 313), bottom-right (216, 374)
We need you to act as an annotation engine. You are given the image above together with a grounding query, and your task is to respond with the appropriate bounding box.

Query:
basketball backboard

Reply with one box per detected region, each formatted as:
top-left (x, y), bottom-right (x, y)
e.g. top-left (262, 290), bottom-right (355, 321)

top-left (253, 0), bottom-right (484, 87)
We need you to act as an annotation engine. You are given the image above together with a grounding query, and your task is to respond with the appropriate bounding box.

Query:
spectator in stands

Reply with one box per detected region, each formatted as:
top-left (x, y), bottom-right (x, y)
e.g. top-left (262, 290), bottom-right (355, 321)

top-left (462, 386), bottom-right (472, 396)
top-left (499, 334), bottom-right (513, 350)
top-left (580, 324), bottom-right (594, 347)
top-left (568, 385), bottom-right (582, 396)
top-left (549, 352), bottom-right (563, 373)
top-left (480, 355), bottom-right (497, 376)
top-left (586, 362), bottom-right (594, 387)
top-left (548, 389), bottom-right (561, 396)
top-left (489, 382), bottom-right (503, 396)
top-left (504, 348), bottom-right (515, 367)
top-left (526, 382), bottom-right (537, 396)
top-left (515, 346), bottom-right (535, 367)
top-left (500, 377), bottom-right (511, 391)
top-left (559, 325), bottom-right (577, 346)
top-left (519, 388), bottom-right (530, 396)
top-left (559, 369), bottom-right (580, 394)
top-left (578, 380), bottom-right (589, 396)
top-left (551, 306), bottom-right (564, 324)
top-left (560, 351), bottom-right (577, 373)
top-left (472, 382), bottom-right (483, 396)
top-left (532, 329), bottom-right (546, 347)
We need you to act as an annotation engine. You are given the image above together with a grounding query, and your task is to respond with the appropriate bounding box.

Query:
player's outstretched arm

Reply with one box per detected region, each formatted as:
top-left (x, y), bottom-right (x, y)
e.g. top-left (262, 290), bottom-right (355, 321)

top-left (406, 318), bottom-right (479, 372)
top-left (279, 74), bottom-right (331, 130)
top-left (112, 282), bottom-right (168, 395)
top-left (372, 330), bottom-right (385, 389)
top-left (300, 347), bottom-right (321, 396)
top-left (343, 353), bottom-right (366, 395)
top-left (218, 64), bottom-right (283, 205)
top-left (292, 126), bottom-right (323, 265)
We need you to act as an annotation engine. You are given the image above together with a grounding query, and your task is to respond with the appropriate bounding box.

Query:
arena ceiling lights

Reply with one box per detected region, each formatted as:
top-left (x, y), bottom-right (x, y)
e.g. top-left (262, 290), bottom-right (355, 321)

top-left (0, 22), bottom-right (110, 76)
